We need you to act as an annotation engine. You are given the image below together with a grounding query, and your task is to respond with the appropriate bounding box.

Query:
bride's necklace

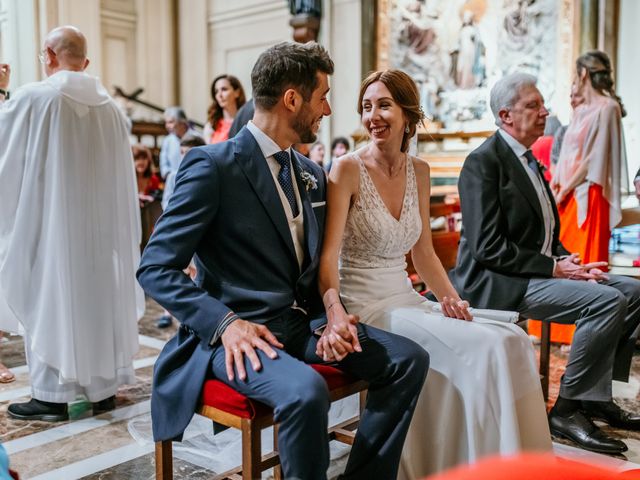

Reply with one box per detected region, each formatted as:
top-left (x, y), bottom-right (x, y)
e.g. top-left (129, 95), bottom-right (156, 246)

top-left (372, 154), bottom-right (406, 179)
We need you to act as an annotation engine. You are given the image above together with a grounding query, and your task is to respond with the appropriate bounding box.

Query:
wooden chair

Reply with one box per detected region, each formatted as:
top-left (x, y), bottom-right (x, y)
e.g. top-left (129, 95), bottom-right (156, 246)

top-left (155, 364), bottom-right (368, 480)
top-left (539, 321), bottom-right (551, 402)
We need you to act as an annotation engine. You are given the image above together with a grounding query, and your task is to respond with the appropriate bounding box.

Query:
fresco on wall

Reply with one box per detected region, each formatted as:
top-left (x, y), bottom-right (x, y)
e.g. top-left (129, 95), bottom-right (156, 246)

top-left (382, 0), bottom-right (569, 131)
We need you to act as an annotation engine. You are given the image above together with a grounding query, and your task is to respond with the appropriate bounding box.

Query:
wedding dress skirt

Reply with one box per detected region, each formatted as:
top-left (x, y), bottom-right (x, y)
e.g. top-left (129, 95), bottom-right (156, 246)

top-left (340, 264), bottom-right (552, 478)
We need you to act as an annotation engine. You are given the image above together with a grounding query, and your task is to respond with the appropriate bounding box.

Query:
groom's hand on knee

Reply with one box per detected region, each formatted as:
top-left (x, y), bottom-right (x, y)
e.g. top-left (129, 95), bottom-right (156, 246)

top-left (221, 319), bottom-right (284, 381)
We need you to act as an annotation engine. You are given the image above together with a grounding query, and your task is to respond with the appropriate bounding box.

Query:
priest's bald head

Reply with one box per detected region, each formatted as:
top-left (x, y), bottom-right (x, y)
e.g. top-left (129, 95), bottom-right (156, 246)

top-left (41, 26), bottom-right (89, 76)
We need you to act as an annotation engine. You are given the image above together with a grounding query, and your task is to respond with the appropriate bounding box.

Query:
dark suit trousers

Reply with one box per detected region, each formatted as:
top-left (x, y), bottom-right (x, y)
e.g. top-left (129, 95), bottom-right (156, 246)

top-left (517, 274), bottom-right (640, 401)
top-left (209, 313), bottom-right (429, 480)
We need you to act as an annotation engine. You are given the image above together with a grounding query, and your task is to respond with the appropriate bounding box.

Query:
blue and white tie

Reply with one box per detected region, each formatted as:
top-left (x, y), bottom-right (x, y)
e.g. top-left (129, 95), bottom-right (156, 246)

top-left (273, 150), bottom-right (299, 217)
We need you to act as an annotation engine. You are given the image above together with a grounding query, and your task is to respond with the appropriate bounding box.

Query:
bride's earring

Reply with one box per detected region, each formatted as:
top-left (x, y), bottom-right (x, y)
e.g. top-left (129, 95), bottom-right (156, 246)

top-left (405, 125), bottom-right (410, 133)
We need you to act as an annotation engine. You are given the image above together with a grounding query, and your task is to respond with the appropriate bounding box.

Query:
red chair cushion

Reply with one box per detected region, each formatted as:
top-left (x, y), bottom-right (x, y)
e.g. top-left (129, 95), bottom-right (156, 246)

top-left (201, 364), bottom-right (358, 420)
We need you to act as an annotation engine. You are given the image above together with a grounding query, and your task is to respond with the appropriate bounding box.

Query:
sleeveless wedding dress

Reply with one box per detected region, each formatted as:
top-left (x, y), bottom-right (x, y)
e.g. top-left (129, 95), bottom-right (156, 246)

top-left (339, 154), bottom-right (551, 478)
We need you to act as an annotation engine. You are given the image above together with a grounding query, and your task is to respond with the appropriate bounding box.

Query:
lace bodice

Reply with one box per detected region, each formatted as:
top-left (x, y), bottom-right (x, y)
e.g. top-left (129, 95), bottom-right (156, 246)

top-left (340, 153), bottom-right (422, 268)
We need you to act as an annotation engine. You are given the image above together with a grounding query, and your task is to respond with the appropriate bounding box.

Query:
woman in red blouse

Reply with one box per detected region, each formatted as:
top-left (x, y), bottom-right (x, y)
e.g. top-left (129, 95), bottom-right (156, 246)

top-left (133, 144), bottom-right (162, 207)
top-left (203, 74), bottom-right (246, 144)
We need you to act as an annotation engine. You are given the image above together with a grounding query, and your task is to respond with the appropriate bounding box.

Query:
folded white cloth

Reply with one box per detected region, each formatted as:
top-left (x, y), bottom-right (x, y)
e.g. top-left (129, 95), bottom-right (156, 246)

top-left (431, 303), bottom-right (519, 323)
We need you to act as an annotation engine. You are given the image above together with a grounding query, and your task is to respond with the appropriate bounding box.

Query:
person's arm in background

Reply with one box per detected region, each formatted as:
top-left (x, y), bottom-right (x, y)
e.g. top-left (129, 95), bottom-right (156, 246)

top-left (410, 158), bottom-right (472, 320)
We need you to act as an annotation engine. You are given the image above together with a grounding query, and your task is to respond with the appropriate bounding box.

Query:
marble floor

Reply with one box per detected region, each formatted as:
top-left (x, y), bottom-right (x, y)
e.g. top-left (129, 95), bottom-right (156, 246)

top-left (2, 297), bottom-right (640, 479)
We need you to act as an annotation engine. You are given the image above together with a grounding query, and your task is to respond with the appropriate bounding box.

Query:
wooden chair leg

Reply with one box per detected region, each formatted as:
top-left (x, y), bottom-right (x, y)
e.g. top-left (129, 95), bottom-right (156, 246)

top-left (273, 424), bottom-right (282, 480)
top-left (241, 418), bottom-right (261, 480)
top-left (155, 440), bottom-right (173, 480)
top-left (540, 321), bottom-right (551, 402)
top-left (359, 390), bottom-right (367, 415)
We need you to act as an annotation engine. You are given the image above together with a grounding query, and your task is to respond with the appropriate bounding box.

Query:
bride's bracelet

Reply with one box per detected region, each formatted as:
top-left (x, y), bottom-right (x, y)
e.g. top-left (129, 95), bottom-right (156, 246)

top-left (326, 302), bottom-right (341, 310)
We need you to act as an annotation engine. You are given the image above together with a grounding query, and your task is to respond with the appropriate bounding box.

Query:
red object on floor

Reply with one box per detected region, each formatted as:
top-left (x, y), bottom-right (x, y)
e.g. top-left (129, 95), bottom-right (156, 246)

top-left (425, 453), bottom-right (637, 480)
top-left (200, 364), bottom-right (356, 419)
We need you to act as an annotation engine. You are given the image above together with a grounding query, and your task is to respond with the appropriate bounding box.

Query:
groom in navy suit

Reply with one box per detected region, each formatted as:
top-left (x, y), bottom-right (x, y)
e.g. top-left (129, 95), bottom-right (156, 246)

top-left (137, 42), bottom-right (429, 479)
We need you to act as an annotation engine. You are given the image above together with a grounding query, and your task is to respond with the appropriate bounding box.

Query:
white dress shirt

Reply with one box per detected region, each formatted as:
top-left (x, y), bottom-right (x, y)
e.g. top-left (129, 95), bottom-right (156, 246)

top-left (498, 129), bottom-right (555, 257)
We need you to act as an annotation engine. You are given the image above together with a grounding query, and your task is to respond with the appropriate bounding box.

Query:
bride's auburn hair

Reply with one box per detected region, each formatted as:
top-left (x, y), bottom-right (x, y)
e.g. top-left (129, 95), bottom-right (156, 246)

top-left (357, 69), bottom-right (423, 153)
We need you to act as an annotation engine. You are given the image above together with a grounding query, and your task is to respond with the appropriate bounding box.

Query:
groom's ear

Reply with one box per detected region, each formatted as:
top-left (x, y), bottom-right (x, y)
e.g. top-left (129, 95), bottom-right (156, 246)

top-left (282, 88), bottom-right (302, 113)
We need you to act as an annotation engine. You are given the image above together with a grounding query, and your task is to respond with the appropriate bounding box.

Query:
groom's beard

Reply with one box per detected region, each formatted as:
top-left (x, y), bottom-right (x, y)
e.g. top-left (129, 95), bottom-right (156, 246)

top-left (292, 104), bottom-right (318, 144)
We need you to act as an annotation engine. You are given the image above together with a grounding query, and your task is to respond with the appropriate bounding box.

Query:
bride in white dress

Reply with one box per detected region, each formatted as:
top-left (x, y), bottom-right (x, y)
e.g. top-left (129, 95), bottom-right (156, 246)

top-left (318, 70), bottom-right (551, 478)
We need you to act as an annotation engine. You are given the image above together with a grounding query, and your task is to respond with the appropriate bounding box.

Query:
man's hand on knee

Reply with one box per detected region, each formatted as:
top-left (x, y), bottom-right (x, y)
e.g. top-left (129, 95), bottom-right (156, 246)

top-left (221, 319), bottom-right (283, 381)
top-left (553, 253), bottom-right (608, 281)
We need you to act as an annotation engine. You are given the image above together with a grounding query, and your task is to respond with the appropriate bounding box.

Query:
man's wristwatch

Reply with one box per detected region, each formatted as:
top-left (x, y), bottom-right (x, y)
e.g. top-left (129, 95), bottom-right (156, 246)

top-left (0, 88), bottom-right (9, 100)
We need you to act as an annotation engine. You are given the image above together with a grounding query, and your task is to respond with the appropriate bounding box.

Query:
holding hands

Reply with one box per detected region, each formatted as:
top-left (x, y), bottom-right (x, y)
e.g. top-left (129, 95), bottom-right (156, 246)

top-left (553, 253), bottom-right (609, 282)
top-left (221, 319), bottom-right (283, 381)
top-left (316, 289), bottom-right (362, 362)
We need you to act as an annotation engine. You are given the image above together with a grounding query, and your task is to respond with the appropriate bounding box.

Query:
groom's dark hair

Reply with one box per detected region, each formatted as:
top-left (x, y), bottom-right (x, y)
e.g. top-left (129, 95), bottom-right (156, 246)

top-left (251, 41), bottom-right (334, 110)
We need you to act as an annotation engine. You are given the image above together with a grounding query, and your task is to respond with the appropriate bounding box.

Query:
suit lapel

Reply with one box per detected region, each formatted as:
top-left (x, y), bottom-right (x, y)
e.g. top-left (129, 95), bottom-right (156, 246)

top-left (291, 151), bottom-right (319, 265)
top-left (233, 130), bottom-right (298, 264)
top-left (495, 133), bottom-right (544, 222)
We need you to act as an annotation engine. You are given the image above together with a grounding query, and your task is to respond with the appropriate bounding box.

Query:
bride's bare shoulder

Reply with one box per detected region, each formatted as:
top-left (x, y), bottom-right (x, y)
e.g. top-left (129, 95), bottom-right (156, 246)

top-left (411, 155), bottom-right (430, 177)
top-left (330, 151), bottom-right (362, 177)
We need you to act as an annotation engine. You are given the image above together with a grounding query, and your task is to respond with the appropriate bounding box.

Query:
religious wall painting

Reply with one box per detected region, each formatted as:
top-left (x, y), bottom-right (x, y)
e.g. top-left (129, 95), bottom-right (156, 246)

top-left (377, 0), bottom-right (576, 131)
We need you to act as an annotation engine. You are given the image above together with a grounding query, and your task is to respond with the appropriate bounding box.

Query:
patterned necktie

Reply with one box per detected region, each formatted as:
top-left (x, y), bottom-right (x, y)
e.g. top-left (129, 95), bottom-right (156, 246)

top-left (273, 150), bottom-right (299, 217)
top-left (524, 150), bottom-right (540, 176)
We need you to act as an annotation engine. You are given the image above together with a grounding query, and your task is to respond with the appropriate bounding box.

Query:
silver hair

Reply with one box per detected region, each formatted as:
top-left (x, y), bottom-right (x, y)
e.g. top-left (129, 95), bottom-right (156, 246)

top-left (489, 73), bottom-right (538, 127)
top-left (163, 106), bottom-right (188, 123)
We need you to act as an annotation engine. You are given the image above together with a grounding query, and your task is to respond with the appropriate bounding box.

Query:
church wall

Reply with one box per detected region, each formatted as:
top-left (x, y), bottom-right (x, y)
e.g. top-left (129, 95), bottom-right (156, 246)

top-left (618, 0), bottom-right (639, 182)
top-left (324, 0), bottom-right (363, 143)
top-left (0, 0), bottom-right (38, 88)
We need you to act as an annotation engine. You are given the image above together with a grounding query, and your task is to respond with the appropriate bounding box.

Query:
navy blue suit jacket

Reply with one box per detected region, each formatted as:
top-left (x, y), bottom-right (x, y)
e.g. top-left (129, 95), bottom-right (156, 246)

top-left (137, 127), bottom-right (327, 441)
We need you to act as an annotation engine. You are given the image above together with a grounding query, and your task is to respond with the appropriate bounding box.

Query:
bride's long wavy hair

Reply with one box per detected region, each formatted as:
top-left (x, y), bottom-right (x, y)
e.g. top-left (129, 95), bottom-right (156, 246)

top-left (357, 69), bottom-right (424, 153)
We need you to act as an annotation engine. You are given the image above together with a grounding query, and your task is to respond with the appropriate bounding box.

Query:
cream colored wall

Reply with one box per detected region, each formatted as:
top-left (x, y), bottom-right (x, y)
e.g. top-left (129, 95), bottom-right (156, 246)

top-left (0, 0), bottom-right (176, 113)
top-left (618, 0), bottom-right (640, 184)
top-left (0, 0), bottom-right (363, 139)
top-left (323, 0), bottom-right (362, 143)
top-left (178, 0), bottom-right (363, 143)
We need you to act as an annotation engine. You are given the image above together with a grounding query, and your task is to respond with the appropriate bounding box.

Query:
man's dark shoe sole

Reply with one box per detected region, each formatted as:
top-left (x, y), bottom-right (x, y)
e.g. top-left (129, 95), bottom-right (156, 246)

top-left (7, 409), bottom-right (68, 422)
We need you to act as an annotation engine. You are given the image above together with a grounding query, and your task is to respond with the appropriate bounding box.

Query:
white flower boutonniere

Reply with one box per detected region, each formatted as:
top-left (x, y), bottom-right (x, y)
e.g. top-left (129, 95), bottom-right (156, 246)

top-left (300, 170), bottom-right (318, 192)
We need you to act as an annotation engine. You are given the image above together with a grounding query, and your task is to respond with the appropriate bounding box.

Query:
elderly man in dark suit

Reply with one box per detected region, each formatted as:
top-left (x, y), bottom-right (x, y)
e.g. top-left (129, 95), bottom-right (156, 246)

top-left (137, 42), bottom-right (428, 480)
top-left (450, 72), bottom-right (640, 454)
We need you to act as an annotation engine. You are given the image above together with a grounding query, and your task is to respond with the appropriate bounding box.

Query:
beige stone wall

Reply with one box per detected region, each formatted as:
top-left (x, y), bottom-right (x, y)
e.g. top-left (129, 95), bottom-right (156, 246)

top-left (0, 0), bottom-right (364, 140)
top-left (618, 0), bottom-right (640, 184)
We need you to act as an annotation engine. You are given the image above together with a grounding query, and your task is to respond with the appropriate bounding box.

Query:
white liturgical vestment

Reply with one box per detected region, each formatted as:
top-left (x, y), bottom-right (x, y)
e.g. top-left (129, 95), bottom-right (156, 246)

top-left (0, 70), bottom-right (144, 392)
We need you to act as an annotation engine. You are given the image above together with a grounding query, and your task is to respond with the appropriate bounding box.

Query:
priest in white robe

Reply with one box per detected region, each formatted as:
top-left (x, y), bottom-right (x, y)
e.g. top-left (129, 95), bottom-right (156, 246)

top-left (0, 26), bottom-right (144, 421)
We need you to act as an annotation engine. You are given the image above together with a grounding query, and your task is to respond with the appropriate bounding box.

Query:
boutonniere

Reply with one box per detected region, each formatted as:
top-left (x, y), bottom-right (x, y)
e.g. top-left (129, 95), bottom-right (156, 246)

top-left (299, 170), bottom-right (318, 192)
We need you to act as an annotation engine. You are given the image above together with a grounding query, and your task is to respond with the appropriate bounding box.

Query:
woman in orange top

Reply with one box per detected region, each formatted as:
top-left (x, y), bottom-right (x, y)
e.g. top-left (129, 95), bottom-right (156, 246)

top-left (552, 50), bottom-right (627, 266)
top-left (203, 74), bottom-right (246, 144)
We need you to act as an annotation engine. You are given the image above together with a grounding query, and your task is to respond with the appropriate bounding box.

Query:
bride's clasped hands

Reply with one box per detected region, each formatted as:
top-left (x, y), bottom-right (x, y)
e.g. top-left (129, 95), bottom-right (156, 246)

top-left (316, 288), bottom-right (361, 362)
